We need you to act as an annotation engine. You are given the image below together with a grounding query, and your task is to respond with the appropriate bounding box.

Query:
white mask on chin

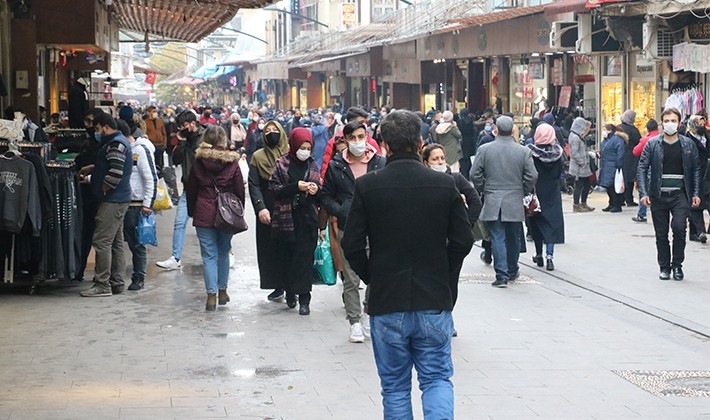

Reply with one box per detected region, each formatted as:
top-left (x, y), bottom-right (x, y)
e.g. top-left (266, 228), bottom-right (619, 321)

top-left (430, 164), bottom-right (447, 173)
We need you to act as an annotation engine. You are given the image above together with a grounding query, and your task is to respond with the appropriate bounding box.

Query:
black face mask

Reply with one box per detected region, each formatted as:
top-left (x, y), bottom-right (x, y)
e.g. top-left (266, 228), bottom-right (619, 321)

top-left (232, 120), bottom-right (239, 124)
top-left (293, 116), bottom-right (301, 123)
top-left (697, 127), bottom-right (706, 135)
top-left (179, 128), bottom-right (191, 138)
top-left (265, 132), bottom-right (281, 147)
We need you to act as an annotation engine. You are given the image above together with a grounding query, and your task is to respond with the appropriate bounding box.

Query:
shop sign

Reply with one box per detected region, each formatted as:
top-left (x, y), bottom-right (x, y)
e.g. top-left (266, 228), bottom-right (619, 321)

top-left (553, 59), bottom-right (564, 86)
top-left (85, 53), bottom-right (105, 65)
top-left (477, 28), bottom-right (487, 52)
top-left (688, 22), bottom-right (710, 40)
top-left (635, 55), bottom-right (653, 73)
top-left (558, 86), bottom-right (572, 108)
top-left (586, 0), bottom-right (631, 6)
top-left (537, 20), bottom-right (550, 46)
top-left (342, 3), bottom-right (356, 26)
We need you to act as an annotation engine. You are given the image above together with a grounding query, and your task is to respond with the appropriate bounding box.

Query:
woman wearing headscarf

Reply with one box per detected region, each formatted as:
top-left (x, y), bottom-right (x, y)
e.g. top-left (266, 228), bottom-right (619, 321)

top-left (228, 113), bottom-right (247, 150)
top-left (249, 120), bottom-right (290, 302)
top-left (269, 128), bottom-right (322, 315)
top-left (434, 110), bottom-right (463, 172)
top-left (568, 117), bottom-right (595, 212)
top-left (527, 124), bottom-right (565, 271)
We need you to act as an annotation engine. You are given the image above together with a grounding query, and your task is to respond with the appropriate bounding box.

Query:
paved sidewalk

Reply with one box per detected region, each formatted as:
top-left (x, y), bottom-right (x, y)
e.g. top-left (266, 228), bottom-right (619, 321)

top-left (0, 189), bottom-right (708, 419)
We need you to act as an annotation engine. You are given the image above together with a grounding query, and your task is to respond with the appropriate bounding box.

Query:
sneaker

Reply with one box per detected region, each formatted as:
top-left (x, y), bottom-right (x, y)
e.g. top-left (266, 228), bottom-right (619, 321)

top-left (699, 233), bottom-right (708, 244)
top-left (80, 286), bottom-right (112, 297)
top-left (631, 216), bottom-right (647, 223)
top-left (127, 279), bottom-right (144, 291)
top-left (349, 323), bottom-right (365, 343)
top-left (479, 250), bottom-right (492, 265)
top-left (156, 256), bottom-right (181, 270)
top-left (491, 278), bottom-right (508, 288)
top-left (361, 313), bottom-right (371, 338)
top-left (229, 253), bottom-right (237, 269)
top-left (111, 284), bottom-right (125, 295)
top-left (267, 289), bottom-right (285, 301)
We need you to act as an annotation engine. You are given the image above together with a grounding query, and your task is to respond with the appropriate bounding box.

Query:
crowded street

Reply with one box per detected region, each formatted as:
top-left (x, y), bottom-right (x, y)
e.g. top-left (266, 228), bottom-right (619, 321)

top-left (0, 186), bottom-right (708, 419)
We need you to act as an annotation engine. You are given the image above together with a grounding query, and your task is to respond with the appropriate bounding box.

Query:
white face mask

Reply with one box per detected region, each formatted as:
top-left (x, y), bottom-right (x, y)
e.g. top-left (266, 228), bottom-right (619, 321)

top-left (296, 149), bottom-right (311, 161)
top-left (663, 122), bottom-right (678, 136)
top-left (258, 123), bottom-right (265, 131)
top-left (430, 164), bottom-right (447, 173)
top-left (348, 140), bottom-right (367, 157)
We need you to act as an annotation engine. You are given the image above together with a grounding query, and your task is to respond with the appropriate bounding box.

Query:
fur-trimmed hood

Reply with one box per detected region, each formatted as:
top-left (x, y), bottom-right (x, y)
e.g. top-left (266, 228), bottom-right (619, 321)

top-left (614, 131), bottom-right (629, 143)
top-left (195, 142), bottom-right (240, 162)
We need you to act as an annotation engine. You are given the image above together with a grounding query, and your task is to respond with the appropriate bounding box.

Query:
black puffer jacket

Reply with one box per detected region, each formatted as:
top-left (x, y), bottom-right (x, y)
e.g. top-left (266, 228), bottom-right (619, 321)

top-left (637, 134), bottom-right (701, 201)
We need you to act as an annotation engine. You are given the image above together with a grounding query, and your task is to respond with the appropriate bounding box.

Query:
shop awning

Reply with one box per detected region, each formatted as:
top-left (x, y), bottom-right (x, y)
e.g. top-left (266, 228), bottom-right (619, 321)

top-left (205, 65), bottom-right (238, 80)
top-left (110, 0), bottom-right (280, 43)
top-left (191, 64), bottom-right (220, 79)
top-left (217, 52), bottom-right (262, 67)
top-left (290, 51), bottom-right (368, 69)
top-left (162, 77), bottom-right (204, 85)
top-left (544, 0), bottom-right (588, 15)
top-left (446, 5), bottom-right (545, 30)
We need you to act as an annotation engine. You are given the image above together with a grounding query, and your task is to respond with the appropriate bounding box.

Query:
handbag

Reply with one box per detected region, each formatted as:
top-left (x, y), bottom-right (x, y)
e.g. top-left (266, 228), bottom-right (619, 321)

top-left (209, 174), bottom-right (248, 234)
top-left (523, 191), bottom-right (542, 217)
top-left (588, 154), bottom-right (598, 173)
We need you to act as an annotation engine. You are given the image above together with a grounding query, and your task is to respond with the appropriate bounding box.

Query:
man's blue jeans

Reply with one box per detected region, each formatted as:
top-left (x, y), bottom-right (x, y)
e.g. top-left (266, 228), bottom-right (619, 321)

top-left (637, 190), bottom-right (648, 219)
top-left (371, 310), bottom-right (454, 420)
top-left (123, 206), bottom-right (147, 281)
top-left (487, 217), bottom-right (522, 280)
top-left (172, 191), bottom-right (189, 260)
top-left (195, 227), bottom-right (233, 294)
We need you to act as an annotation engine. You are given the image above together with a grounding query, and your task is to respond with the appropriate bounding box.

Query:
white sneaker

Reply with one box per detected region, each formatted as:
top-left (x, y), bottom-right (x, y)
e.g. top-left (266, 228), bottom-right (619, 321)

top-left (361, 313), bottom-right (371, 338)
top-left (349, 323), bottom-right (365, 343)
top-left (229, 253), bottom-right (237, 269)
top-left (156, 256), bottom-right (181, 270)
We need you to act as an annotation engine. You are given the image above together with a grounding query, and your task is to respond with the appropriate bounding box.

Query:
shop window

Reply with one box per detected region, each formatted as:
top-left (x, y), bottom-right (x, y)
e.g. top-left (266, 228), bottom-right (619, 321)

top-left (372, 0), bottom-right (396, 20)
top-left (601, 82), bottom-right (622, 124)
top-left (604, 55), bottom-right (622, 77)
top-left (631, 81), bottom-right (655, 132)
top-left (510, 63), bottom-right (547, 122)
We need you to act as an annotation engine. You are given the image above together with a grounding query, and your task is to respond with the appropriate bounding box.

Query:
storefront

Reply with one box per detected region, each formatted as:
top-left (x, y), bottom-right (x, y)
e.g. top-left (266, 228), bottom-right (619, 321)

top-left (509, 57), bottom-right (549, 122)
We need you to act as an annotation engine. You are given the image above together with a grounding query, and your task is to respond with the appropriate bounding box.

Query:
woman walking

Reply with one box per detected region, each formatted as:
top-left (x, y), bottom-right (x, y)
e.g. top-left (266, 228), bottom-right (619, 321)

top-left (434, 111), bottom-right (463, 172)
top-left (527, 124), bottom-right (565, 271)
top-left (269, 128), bottom-right (322, 315)
top-left (568, 117), bottom-right (595, 212)
top-left (186, 125), bottom-right (245, 310)
top-left (249, 121), bottom-right (290, 301)
top-left (598, 124), bottom-right (627, 213)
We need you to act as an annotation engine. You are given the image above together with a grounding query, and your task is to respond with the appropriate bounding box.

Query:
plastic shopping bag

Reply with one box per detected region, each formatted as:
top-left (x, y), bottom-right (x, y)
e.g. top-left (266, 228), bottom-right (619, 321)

top-left (136, 212), bottom-right (158, 246)
top-left (614, 168), bottom-right (625, 194)
top-left (313, 226), bottom-right (337, 286)
top-left (152, 178), bottom-right (173, 211)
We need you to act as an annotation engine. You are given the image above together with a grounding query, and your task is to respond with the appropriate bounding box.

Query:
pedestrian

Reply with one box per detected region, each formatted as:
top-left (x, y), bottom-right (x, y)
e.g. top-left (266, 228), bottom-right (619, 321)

top-left (249, 120), bottom-right (290, 301)
top-left (186, 125), bottom-right (245, 310)
top-left (79, 113), bottom-right (133, 297)
top-left (227, 113), bottom-right (246, 150)
top-left (598, 124), bottom-right (626, 213)
top-left (458, 109), bottom-right (476, 177)
top-left (527, 124), bottom-right (565, 271)
top-left (619, 109), bottom-right (642, 206)
top-left (320, 121), bottom-right (386, 343)
top-left (310, 114), bottom-right (330, 172)
top-left (471, 115), bottom-right (538, 287)
top-left (685, 115), bottom-right (709, 243)
top-left (116, 119), bottom-right (157, 291)
top-left (341, 110), bottom-right (474, 419)
top-left (320, 107), bottom-right (381, 180)
top-left (434, 111), bottom-right (463, 172)
top-left (156, 110), bottom-right (205, 270)
top-left (568, 117), bottom-right (595, 212)
top-left (637, 107), bottom-right (702, 280)
top-left (269, 127), bottom-right (321, 316)
top-left (631, 119), bottom-right (660, 223)
top-left (245, 117), bottom-right (266, 162)
top-left (144, 105), bottom-right (167, 176)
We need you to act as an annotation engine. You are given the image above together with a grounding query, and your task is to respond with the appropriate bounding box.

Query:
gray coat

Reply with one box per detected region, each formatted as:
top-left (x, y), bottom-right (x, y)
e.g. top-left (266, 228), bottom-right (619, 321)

top-left (471, 136), bottom-right (538, 222)
top-left (568, 117), bottom-right (592, 178)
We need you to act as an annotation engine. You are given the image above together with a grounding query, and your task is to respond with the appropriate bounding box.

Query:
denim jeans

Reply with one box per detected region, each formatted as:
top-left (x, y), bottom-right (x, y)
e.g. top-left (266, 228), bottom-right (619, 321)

top-left (487, 217), bottom-right (522, 280)
top-left (650, 191), bottom-right (690, 270)
top-left (195, 227), bottom-right (233, 294)
top-left (371, 310), bottom-right (454, 420)
top-left (123, 206), bottom-right (147, 282)
top-left (534, 240), bottom-right (555, 258)
top-left (172, 191), bottom-right (190, 260)
top-left (636, 190), bottom-right (647, 218)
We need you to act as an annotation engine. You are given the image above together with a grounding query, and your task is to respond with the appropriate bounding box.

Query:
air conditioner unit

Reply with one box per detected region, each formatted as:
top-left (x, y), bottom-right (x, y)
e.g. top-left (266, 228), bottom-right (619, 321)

top-left (643, 20), bottom-right (676, 60)
top-left (550, 21), bottom-right (578, 50)
top-left (575, 14), bottom-right (592, 54)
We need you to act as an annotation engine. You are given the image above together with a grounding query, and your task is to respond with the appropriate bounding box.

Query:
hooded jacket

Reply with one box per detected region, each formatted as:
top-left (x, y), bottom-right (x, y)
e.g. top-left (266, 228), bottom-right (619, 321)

top-left (568, 117), bottom-right (592, 178)
top-left (129, 136), bottom-right (158, 207)
top-left (186, 143), bottom-right (245, 229)
top-left (434, 122), bottom-right (463, 165)
top-left (173, 125), bottom-right (205, 184)
top-left (598, 131), bottom-right (626, 188)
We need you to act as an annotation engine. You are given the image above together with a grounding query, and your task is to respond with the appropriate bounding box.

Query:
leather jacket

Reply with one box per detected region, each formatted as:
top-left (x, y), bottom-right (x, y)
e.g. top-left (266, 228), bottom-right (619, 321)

top-left (637, 134), bottom-right (701, 201)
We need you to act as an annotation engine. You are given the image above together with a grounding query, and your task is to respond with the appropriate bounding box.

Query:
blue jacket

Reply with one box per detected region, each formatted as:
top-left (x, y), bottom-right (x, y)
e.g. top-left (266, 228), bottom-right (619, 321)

top-left (311, 123), bottom-right (329, 171)
top-left (637, 134), bottom-right (701, 201)
top-left (91, 132), bottom-right (133, 203)
top-left (598, 132), bottom-right (625, 188)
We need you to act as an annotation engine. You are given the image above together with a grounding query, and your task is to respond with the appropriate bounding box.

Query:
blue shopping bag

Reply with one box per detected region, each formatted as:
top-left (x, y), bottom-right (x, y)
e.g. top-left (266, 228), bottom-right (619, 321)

top-left (313, 226), bottom-right (336, 286)
top-left (136, 212), bottom-right (158, 247)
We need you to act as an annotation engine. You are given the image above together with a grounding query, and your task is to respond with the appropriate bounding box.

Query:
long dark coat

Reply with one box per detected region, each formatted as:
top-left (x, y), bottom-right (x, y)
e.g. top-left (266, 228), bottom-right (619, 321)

top-left (598, 132), bottom-right (626, 188)
top-left (621, 122), bottom-right (641, 182)
top-left (527, 145), bottom-right (565, 244)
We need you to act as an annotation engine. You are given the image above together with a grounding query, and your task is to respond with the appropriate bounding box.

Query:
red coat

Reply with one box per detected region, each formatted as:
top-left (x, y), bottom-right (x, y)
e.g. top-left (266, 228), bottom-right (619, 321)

top-left (633, 130), bottom-right (659, 157)
top-left (186, 144), bottom-right (245, 229)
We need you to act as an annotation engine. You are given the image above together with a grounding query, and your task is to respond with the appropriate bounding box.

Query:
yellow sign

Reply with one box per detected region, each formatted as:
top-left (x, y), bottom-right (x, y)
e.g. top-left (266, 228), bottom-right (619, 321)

top-left (424, 94), bottom-right (436, 113)
top-left (342, 3), bottom-right (356, 26)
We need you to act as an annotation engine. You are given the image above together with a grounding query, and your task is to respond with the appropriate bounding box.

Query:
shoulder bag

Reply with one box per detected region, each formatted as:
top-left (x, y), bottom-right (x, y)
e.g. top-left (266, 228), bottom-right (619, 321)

top-left (209, 173), bottom-right (248, 234)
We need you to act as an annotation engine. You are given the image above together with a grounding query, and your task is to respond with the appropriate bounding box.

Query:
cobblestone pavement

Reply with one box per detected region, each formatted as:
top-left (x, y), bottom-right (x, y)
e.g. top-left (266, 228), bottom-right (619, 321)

top-left (0, 187), bottom-right (708, 419)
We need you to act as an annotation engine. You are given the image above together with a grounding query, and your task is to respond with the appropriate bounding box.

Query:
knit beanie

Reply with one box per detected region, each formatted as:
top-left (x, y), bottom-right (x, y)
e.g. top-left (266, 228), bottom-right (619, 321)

top-left (621, 109), bottom-right (636, 125)
top-left (119, 106), bottom-right (134, 122)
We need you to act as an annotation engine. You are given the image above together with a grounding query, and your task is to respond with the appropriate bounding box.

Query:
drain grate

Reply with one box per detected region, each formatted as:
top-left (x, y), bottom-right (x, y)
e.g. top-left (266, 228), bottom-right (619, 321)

top-left (613, 370), bottom-right (710, 397)
top-left (459, 273), bottom-right (539, 285)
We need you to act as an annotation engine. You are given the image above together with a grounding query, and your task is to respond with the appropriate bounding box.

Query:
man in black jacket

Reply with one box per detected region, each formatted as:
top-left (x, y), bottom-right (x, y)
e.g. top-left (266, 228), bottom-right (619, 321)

top-left (342, 110), bottom-right (473, 419)
top-left (620, 109), bottom-right (642, 206)
top-left (686, 115), bottom-right (709, 243)
top-left (320, 121), bottom-right (386, 344)
top-left (638, 107), bottom-right (702, 281)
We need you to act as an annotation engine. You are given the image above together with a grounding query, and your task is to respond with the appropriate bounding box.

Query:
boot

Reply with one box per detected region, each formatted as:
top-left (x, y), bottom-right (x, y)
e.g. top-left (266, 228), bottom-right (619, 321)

top-left (573, 203), bottom-right (583, 212)
top-left (582, 202), bottom-right (595, 212)
top-left (218, 289), bottom-right (230, 305)
top-left (205, 293), bottom-right (217, 311)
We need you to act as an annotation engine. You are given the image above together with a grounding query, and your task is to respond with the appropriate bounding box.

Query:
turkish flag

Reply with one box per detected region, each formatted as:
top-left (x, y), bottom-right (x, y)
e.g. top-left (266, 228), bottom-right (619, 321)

top-left (145, 71), bottom-right (157, 85)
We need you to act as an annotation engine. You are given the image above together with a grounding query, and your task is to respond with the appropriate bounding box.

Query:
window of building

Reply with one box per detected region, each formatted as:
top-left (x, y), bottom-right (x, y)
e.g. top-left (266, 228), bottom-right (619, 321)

top-left (372, 0), bottom-right (396, 20)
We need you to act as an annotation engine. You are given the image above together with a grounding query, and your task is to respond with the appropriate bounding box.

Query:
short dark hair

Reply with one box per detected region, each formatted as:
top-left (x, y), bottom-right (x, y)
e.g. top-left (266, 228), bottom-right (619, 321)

top-left (380, 110), bottom-right (421, 154)
top-left (116, 119), bottom-right (132, 137)
top-left (85, 107), bottom-right (105, 119)
top-left (177, 110), bottom-right (197, 126)
top-left (93, 112), bottom-right (117, 130)
top-left (343, 121), bottom-right (366, 137)
top-left (147, 105), bottom-right (157, 112)
top-left (345, 106), bottom-right (369, 122)
top-left (661, 107), bottom-right (681, 121)
top-left (646, 119), bottom-right (658, 132)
